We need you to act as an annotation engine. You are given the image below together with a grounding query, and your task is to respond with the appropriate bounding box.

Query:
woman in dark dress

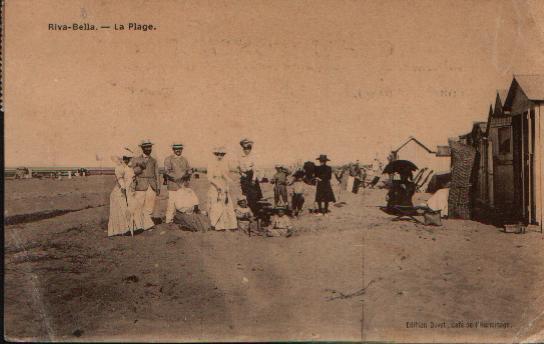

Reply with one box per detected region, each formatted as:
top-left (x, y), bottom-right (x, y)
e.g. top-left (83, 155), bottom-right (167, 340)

top-left (314, 155), bottom-right (336, 215)
top-left (237, 138), bottom-right (263, 215)
top-left (386, 173), bottom-right (416, 209)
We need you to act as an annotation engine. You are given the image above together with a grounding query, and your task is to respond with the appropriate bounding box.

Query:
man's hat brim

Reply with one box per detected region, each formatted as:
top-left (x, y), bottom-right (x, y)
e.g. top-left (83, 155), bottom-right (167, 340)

top-left (240, 138), bottom-right (254, 147)
top-left (213, 147), bottom-right (227, 154)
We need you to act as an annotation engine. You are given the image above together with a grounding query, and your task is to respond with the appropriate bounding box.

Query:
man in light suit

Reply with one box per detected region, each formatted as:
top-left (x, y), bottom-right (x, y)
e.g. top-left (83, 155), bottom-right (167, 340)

top-left (132, 139), bottom-right (160, 230)
top-left (164, 143), bottom-right (191, 223)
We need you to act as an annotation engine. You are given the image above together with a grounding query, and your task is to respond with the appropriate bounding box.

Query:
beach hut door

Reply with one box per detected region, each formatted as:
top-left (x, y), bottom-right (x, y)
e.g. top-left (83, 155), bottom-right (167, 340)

top-left (487, 140), bottom-right (494, 207)
top-left (516, 111), bottom-right (537, 224)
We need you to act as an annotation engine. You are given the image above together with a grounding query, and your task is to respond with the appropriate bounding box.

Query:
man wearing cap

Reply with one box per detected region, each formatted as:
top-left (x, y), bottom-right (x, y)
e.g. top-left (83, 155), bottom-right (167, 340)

top-left (131, 140), bottom-right (160, 230)
top-left (164, 143), bottom-right (191, 224)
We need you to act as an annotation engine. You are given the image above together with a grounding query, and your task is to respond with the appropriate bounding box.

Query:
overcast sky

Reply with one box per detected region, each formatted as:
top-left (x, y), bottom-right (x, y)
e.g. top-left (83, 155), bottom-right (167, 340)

top-left (5, 0), bottom-right (544, 168)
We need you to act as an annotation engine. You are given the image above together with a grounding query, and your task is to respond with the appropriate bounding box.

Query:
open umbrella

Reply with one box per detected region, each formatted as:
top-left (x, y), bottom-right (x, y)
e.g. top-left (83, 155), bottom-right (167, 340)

top-left (382, 160), bottom-right (418, 176)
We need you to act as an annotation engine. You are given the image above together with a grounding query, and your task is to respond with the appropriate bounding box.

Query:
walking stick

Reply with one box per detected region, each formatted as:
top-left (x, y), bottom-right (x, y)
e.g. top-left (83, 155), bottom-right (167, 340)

top-left (124, 191), bottom-right (135, 237)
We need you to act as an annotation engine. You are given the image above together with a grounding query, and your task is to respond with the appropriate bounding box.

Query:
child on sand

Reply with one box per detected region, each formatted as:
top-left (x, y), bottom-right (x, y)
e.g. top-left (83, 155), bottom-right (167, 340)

top-left (267, 206), bottom-right (294, 237)
top-left (235, 195), bottom-right (255, 233)
top-left (290, 170), bottom-right (305, 217)
top-left (271, 165), bottom-right (289, 207)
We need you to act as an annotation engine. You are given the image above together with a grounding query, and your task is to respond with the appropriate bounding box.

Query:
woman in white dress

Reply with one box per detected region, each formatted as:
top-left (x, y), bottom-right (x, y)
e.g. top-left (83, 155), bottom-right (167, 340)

top-left (108, 148), bottom-right (136, 237)
top-left (207, 146), bottom-right (237, 231)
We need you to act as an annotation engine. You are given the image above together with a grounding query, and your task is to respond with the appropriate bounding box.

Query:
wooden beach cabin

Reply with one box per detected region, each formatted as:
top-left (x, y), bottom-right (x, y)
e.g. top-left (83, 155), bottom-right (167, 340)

top-left (468, 121), bottom-right (491, 208)
top-left (503, 75), bottom-right (544, 231)
top-left (485, 89), bottom-right (515, 213)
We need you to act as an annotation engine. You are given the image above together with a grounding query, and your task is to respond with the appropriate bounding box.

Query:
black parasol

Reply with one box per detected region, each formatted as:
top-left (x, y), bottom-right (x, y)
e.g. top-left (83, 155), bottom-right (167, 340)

top-left (382, 160), bottom-right (418, 176)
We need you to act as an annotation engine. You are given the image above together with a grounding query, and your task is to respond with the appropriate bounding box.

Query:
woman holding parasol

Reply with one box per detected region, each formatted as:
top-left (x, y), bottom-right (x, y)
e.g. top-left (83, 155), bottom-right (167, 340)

top-left (383, 160), bottom-right (418, 208)
top-left (207, 146), bottom-right (237, 231)
top-left (107, 147), bottom-right (137, 237)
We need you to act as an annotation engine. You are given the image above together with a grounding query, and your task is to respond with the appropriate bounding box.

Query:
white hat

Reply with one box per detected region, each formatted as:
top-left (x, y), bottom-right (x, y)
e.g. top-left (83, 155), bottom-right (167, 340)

top-left (240, 138), bottom-right (254, 147)
top-left (139, 139), bottom-right (154, 147)
top-left (122, 147), bottom-right (136, 158)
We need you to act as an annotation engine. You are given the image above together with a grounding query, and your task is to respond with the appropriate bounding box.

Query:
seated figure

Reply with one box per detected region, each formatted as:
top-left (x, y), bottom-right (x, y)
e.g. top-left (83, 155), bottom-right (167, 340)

top-left (173, 182), bottom-right (211, 231)
top-left (386, 174), bottom-right (416, 209)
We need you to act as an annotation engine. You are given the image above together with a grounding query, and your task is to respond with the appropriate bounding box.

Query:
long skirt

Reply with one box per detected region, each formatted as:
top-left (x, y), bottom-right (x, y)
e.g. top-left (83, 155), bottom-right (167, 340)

top-left (306, 183), bottom-right (317, 210)
top-left (108, 186), bottom-right (135, 236)
top-left (174, 211), bottom-right (211, 231)
top-left (340, 174), bottom-right (349, 191)
top-left (207, 187), bottom-right (237, 230)
top-left (352, 178), bottom-right (361, 194)
top-left (240, 171), bottom-right (263, 213)
top-left (315, 181), bottom-right (336, 203)
top-left (346, 176), bottom-right (355, 192)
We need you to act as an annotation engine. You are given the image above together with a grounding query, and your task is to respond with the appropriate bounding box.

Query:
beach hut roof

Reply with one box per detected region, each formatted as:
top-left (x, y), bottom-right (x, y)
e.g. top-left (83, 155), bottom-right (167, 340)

top-left (504, 75), bottom-right (544, 110)
top-left (490, 89), bottom-right (509, 120)
top-left (476, 121), bottom-right (487, 132)
top-left (497, 89), bottom-right (508, 104)
top-left (514, 74), bottom-right (544, 100)
top-left (485, 104), bottom-right (494, 136)
top-left (392, 136), bottom-right (435, 154)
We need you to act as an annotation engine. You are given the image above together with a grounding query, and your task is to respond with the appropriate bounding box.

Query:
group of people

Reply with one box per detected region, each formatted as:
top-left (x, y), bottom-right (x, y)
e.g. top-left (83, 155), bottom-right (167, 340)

top-left (334, 159), bottom-right (384, 194)
top-left (107, 138), bottom-right (338, 238)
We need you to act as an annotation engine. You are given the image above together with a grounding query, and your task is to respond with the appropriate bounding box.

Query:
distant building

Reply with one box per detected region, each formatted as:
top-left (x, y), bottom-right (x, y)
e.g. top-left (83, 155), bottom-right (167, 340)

top-left (436, 145), bottom-right (451, 157)
top-left (390, 136), bottom-right (451, 174)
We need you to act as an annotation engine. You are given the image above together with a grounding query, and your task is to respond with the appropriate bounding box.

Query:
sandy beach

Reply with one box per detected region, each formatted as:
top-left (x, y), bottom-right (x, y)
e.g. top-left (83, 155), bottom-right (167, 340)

top-left (4, 175), bottom-right (544, 342)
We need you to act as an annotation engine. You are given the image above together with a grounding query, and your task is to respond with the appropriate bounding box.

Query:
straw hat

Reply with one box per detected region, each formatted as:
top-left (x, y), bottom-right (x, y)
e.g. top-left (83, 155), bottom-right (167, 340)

top-left (139, 139), bottom-right (154, 147)
top-left (122, 147), bottom-right (136, 158)
top-left (212, 146), bottom-right (227, 154)
top-left (239, 138), bottom-right (254, 148)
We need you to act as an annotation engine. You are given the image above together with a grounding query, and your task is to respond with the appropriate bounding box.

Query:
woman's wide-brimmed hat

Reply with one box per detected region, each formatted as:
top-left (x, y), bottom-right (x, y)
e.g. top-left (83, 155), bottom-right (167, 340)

top-left (139, 139), bottom-right (154, 147)
top-left (316, 154), bottom-right (330, 162)
top-left (239, 138), bottom-right (254, 148)
top-left (122, 147), bottom-right (136, 158)
top-left (212, 146), bottom-right (227, 154)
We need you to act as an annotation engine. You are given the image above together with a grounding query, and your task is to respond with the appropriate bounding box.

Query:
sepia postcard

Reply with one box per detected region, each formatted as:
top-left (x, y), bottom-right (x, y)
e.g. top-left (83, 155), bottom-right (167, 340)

top-left (3, 0), bottom-right (544, 342)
